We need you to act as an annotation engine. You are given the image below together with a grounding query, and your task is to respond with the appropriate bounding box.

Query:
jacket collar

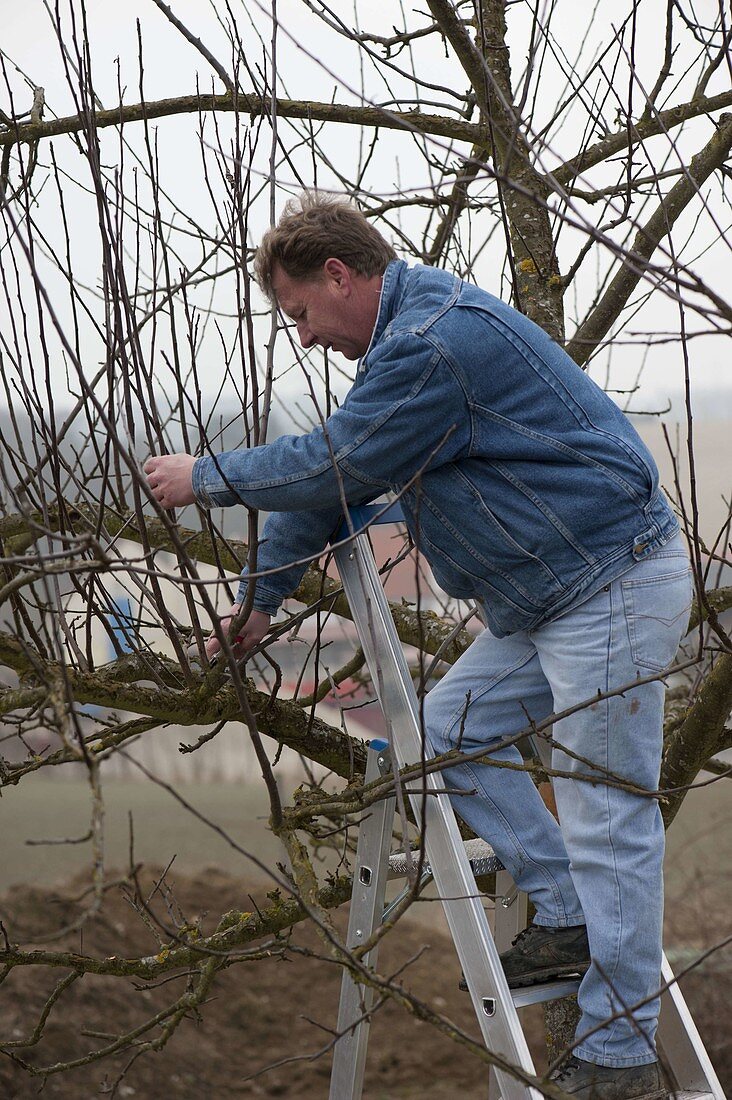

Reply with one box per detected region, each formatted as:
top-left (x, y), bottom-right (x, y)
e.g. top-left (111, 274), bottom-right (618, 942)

top-left (360, 259), bottom-right (408, 365)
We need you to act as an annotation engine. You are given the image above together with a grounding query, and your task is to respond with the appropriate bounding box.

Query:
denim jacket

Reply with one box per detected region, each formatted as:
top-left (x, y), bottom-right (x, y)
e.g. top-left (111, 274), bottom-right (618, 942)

top-left (192, 260), bottom-right (678, 637)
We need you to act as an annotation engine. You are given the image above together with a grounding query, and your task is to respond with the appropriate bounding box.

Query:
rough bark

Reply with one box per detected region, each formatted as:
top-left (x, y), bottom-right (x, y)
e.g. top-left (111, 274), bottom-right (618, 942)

top-left (0, 92), bottom-right (482, 150)
top-left (552, 90), bottom-right (732, 187)
top-left (0, 630), bottom-right (367, 784)
top-left (662, 653), bottom-right (732, 827)
top-left (428, 0), bottom-right (564, 340)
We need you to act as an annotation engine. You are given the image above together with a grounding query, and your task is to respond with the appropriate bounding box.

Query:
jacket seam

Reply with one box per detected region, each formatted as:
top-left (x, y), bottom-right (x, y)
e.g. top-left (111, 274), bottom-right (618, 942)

top-left (415, 493), bottom-right (551, 607)
top-left (487, 461), bottom-right (596, 565)
top-left (471, 404), bottom-right (646, 503)
top-left (451, 467), bottom-right (566, 587)
top-left (457, 306), bottom-right (658, 491)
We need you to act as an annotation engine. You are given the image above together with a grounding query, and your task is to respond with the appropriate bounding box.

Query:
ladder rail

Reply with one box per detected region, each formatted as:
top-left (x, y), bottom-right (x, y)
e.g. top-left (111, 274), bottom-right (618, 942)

top-left (657, 955), bottom-right (725, 1098)
top-left (332, 528), bottom-right (543, 1100)
top-left (329, 745), bottom-right (395, 1100)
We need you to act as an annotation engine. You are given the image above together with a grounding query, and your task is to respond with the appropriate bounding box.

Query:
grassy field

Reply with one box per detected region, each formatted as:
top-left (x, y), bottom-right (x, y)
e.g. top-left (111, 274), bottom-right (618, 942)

top-left (1, 777), bottom-right (283, 892)
top-left (3, 767), bottom-right (730, 899)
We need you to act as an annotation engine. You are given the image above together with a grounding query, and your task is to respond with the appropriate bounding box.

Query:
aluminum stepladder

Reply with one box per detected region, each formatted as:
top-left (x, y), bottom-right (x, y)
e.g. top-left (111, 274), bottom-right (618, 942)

top-left (327, 504), bottom-right (724, 1100)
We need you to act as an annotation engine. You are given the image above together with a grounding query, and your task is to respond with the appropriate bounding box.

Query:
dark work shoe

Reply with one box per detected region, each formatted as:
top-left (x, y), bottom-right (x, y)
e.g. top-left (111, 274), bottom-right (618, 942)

top-left (549, 1056), bottom-right (667, 1098)
top-left (499, 922), bottom-right (590, 987)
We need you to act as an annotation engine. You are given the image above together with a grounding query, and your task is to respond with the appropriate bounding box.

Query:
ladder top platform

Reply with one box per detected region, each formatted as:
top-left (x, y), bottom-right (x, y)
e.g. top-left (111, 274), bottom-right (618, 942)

top-left (388, 838), bottom-right (503, 879)
top-left (335, 502), bottom-right (405, 540)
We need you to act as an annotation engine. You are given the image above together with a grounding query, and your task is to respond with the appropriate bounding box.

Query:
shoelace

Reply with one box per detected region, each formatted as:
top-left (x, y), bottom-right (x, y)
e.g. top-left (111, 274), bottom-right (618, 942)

top-left (553, 1057), bottom-right (582, 1083)
top-left (510, 924), bottom-right (541, 947)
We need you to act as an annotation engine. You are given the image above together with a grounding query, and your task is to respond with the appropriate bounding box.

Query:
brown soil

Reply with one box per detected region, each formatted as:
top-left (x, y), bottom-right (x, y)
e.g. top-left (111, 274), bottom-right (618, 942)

top-left (0, 868), bottom-right (727, 1100)
top-left (0, 866), bottom-right (547, 1100)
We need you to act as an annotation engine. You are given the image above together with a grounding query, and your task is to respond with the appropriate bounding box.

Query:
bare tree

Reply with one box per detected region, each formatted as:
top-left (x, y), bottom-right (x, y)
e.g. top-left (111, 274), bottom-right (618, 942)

top-left (0, 0), bottom-right (730, 1093)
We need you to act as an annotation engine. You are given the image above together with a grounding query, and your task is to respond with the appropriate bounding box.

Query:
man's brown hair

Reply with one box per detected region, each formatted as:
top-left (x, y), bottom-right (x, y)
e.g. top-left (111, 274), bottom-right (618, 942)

top-left (254, 191), bottom-right (397, 300)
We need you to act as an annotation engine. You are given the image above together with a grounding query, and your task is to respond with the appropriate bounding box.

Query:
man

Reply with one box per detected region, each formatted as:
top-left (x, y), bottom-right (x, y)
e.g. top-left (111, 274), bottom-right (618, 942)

top-left (144, 192), bottom-right (692, 1098)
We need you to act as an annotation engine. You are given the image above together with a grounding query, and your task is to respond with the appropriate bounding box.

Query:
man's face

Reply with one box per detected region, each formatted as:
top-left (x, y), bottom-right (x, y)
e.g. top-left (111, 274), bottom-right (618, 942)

top-left (271, 260), bottom-right (379, 361)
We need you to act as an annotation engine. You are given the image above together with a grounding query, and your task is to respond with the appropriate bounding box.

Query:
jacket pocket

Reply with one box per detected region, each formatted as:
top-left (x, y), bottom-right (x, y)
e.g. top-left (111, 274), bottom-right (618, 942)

top-left (620, 566), bottom-right (692, 671)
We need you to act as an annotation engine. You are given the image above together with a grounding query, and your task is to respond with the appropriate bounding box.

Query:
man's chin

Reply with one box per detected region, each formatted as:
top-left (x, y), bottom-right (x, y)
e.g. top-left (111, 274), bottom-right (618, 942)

top-left (323, 343), bottom-right (362, 360)
top-left (336, 343), bottom-right (366, 360)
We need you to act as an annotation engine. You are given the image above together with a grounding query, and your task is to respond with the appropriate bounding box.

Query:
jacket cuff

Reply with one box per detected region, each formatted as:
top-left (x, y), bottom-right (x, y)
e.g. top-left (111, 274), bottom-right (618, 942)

top-left (192, 456), bottom-right (243, 509)
top-left (235, 577), bottom-right (283, 617)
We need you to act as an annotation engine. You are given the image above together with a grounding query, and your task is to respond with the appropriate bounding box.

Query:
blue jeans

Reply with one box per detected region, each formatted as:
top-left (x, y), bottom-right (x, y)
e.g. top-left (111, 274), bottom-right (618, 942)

top-left (425, 532), bottom-right (693, 1067)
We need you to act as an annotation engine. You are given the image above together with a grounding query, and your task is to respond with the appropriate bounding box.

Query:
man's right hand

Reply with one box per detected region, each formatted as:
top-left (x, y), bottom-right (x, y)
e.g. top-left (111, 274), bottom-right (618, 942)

top-left (195, 604), bottom-right (272, 662)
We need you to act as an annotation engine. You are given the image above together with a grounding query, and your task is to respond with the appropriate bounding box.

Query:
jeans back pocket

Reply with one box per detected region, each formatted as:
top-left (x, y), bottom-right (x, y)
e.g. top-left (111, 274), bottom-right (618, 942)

top-left (621, 566), bottom-right (693, 672)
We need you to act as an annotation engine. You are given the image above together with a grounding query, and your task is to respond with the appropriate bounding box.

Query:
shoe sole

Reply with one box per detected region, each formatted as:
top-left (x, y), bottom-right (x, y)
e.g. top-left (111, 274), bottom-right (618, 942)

top-left (610, 1092), bottom-right (666, 1100)
top-left (459, 961), bottom-right (589, 993)
top-left (549, 1087), bottom-right (667, 1100)
top-left (506, 960), bottom-right (591, 988)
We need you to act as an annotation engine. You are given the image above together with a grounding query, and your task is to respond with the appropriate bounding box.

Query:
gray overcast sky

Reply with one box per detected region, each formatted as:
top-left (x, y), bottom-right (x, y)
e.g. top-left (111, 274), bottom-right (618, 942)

top-left (1, 0), bottom-right (731, 425)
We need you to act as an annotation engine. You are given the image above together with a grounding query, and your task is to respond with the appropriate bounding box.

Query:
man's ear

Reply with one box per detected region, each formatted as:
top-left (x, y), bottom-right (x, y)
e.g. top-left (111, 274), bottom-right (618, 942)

top-left (323, 257), bottom-right (353, 294)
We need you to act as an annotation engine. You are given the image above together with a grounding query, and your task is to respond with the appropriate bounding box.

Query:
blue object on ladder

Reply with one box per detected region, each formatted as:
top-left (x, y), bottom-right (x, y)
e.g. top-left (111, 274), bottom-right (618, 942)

top-left (335, 501), bottom-right (405, 542)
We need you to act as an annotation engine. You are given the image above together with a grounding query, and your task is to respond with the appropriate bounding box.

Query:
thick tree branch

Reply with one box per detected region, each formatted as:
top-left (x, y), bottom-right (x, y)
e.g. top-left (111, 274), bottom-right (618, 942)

top-left (552, 90), bottom-right (732, 188)
top-left (566, 114), bottom-right (732, 365)
top-left (0, 503), bottom-right (476, 665)
top-left (0, 873), bottom-right (351, 979)
top-left (661, 654), bottom-right (732, 827)
top-left (0, 631), bottom-right (367, 783)
top-left (426, 0), bottom-right (492, 118)
top-left (1, 81), bottom-right (729, 242)
top-left (0, 92), bottom-right (482, 151)
top-left (688, 586), bottom-right (732, 632)
top-left (423, 142), bottom-right (491, 265)
top-left (427, 0), bottom-right (564, 339)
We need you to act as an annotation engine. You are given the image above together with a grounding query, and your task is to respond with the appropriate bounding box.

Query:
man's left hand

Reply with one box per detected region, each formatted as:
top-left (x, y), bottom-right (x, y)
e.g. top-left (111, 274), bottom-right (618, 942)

top-left (144, 454), bottom-right (197, 508)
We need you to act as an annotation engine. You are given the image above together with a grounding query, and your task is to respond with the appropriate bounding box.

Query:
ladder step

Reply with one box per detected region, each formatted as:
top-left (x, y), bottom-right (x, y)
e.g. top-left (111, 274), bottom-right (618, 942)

top-left (388, 838), bottom-right (503, 879)
top-left (459, 975), bottom-right (583, 1006)
top-left (672, 1093), bottom-right (716, 1099)
top-left (511, 979), bottom-right (581, 1008)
